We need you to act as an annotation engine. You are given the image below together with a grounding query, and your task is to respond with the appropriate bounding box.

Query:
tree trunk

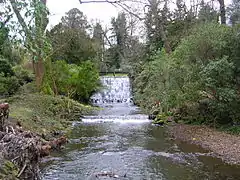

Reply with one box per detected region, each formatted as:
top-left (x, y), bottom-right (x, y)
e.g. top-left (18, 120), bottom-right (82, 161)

top-left (218, 0), bottom-right (226, 24)
top-left (10, 0), bottom-right (48, 90)
top-left (33, 59), bottom-right (44, 89)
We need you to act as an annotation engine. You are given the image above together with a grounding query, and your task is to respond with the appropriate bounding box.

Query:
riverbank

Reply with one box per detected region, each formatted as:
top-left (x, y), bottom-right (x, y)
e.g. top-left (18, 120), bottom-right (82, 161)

top-left (6, 93), bottom-right (94, 137)
top-left (169, 124), bottom-right (240, 165)
top-left (0, 92), bottom-right (96, 179)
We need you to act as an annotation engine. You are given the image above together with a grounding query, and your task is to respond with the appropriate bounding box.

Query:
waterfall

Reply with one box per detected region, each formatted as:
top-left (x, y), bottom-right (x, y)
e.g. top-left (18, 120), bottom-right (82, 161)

top-left (90, 76), bottom-right (133, 104)
top-left (80, 76), bottom-right (149, 123)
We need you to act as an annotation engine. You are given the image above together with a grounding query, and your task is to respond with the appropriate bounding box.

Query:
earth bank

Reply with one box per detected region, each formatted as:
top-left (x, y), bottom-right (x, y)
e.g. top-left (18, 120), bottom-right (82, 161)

top-left (169, 123), bottom-right (240, 165)
top-left (0, 93), bottom-right (95, 179)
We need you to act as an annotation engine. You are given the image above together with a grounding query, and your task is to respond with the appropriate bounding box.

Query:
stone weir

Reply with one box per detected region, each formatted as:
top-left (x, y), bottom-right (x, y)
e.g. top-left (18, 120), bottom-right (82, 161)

top-left (83, 76), bottom-right (149, 123)
top-left (90, 76), bottom-right (132, 104)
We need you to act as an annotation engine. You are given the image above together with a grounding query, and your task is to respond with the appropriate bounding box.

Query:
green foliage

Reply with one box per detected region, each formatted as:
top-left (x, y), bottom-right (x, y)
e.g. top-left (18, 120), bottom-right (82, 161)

top-left (42, 60), bottom-right (100, 102)
top-left (133, 50), bottom-right (170, 111)
top-left (153, 114), bottom-right (168, 125)
top-left (228, 0), bottom-right (240, 25)
top-left (72, 61), bottom-right (100, 101)
top-left (133, 22), bottom-right (240, 128)
top-left (198, 2), bottom-right (218, 23)
top-left (144, 1), bottom-right (164, 53)
top-left (0, 25), bottom-right (10, 59)
top-left (0, 160), bottom-right (19, 180)
top-left (0, 58), bottom-right (20, 96)
top-left (200, 57), bottom-right (240, 124)
top-left (49, 27), bottom-right (96, 64)
top-left (104, 46), bottom-right (120, 70)
top-left (167, 20), bottom-right (194, 51)
top-left (0, 74), bottom-right (20, 96)
top-left (173, 23), bottom-right (231, 65)
top-left (107, 12), bottom-right (128, 70)
top-left (0, 58), bottom-right (14, 77)
top-left (13, 65), bottom-right (34, 85)
top-left (220, 125), bottom-right (240, 135)
top-left (48, 9), bottom-right (96, 65)
top-left (8, 93), bottom-right (96, 135)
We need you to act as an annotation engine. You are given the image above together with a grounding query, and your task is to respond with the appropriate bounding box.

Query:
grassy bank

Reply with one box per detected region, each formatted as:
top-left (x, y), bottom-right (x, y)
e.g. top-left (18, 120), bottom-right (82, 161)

top-left (2, 93), bottom-right (96, 137)
top-left (0, 86), bottom-right (97, 179)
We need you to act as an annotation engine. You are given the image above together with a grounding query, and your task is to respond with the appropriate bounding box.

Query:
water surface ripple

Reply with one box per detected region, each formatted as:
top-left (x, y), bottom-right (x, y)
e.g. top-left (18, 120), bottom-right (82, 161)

top-left (41, 76), bottom-right (240, 180)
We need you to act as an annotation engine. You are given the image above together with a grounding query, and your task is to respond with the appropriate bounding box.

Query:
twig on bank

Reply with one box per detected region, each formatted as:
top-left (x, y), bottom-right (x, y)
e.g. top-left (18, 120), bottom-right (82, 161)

top-left (17, 162), bottom-right (27, 178)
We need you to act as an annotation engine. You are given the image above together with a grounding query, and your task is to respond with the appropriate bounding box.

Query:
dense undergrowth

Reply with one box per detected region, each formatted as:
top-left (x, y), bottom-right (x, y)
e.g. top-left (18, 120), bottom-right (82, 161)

top-left (1, 83), bottom-right (96, 137)
top-left (132, 23), bottom-right (240, 134)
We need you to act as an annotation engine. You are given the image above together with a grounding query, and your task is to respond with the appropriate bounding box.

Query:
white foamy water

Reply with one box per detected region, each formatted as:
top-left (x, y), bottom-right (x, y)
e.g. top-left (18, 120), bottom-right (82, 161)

top-left (90, 76), bottom-right (132, 104)
top-left (81, 118), bottom-right (150, 124)
top-left (81, 76), bottom-right (149, 124)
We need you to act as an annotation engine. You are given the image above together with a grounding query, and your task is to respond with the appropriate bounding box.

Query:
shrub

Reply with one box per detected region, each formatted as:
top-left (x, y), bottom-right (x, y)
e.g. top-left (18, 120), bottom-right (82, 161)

top-left (13, 65), bottom-right (34, 85)
top-left (0, 57), bottom-right (14, 77)
top-left (0, 73), bottom-right (20, 96)
top-left (42, 60), bottom-right (101, 102)
top-left (133, 22), bottom-right (240, 127)
top-left (0, 58), bottom-right (20, 96)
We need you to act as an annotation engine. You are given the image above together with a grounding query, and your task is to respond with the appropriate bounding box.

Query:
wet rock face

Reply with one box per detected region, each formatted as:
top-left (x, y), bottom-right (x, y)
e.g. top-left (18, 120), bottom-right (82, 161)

top-left (91, 77), bottom-right (133, 105)
top-left (148, 114), bottom-right (156, 120)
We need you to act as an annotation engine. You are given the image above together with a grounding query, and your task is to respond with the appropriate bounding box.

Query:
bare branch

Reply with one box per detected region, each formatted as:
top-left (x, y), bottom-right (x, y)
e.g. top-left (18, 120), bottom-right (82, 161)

top-left (79, 0), bottom-right (119, 3)
top-left (9, 0), bottom-right (32, 40)
top-left (115, 2), bottom-right (144, 20)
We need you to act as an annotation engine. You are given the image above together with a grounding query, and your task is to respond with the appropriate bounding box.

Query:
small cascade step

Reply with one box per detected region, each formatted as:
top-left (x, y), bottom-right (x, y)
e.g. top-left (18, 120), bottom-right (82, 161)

top-left (80, 114), bottom-right (150, 124)
top-left (90, 76), bottom-right (133, 104)
top-left (83, 115), bottom-right (149, 120)
top-left (81, 76), bottom-right (150, 124)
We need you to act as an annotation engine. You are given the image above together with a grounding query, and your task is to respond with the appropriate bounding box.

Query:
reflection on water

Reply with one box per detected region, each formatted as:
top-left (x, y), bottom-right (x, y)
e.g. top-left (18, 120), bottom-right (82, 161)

top-left (41, 76), bottom-right (240, 180)
top-left (41, 122), bottom-right (240, 180)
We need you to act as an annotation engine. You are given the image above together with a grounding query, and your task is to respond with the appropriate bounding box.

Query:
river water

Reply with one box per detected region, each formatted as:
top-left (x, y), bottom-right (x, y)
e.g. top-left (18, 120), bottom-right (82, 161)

top-left (41, 76), bottom-right (240, 180)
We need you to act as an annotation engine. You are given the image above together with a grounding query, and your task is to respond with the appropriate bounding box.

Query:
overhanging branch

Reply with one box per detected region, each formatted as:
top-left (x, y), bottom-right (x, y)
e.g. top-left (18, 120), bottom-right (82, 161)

top-left (79, 0), bottom-right (144, 20)
top-left (79, 0), bottom-right (119, 3)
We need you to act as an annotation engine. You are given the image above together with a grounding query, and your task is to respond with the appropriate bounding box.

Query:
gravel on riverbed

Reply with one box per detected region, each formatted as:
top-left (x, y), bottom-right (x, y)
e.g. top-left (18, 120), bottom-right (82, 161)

top-left (169, 124), bottom-right (240, 165)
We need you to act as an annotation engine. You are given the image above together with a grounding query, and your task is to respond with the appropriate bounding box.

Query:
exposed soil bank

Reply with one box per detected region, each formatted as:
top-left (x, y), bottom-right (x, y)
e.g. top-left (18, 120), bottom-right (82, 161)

top-left (169, 124), bottom-right (240, 165)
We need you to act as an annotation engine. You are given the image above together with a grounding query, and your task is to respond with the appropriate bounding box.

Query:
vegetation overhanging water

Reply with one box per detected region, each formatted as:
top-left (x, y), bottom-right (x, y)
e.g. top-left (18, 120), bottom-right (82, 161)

top-left (41, 76), bottom-right (240, 180)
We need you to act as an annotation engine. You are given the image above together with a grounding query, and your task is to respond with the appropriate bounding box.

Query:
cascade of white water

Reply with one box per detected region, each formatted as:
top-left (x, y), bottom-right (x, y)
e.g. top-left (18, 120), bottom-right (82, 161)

top-left (82, 76), bottom-right (149, 123)
top-left (90, 76), bottom-right (132, 104)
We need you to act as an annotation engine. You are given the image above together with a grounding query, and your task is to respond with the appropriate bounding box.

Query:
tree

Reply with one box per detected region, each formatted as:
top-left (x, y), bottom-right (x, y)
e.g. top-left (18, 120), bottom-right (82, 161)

top-left (218, 0), bottom-right (226, 24)
top-left (48, 9), bottom-right (96, 64)
top-left (111, 12), bottom-right (128, 69)
top-left (174, 0), bottom-right (187, 20)
top-left (0, 24), bottom-right (9, 56)
top-left (43, 60), bottom-right (100, 102)
top-left (92, 22), bottom-right (104, 69)
top-left (198, 1), bottom-right (218, 23)
top-left (61, 8), bottom-right (88, 31)
top-left (8, 0), bottom-right (49, 89)
top-left (228, 0), bottom-right (240, 25)
top-left (145, 0), bottom-right (172, 54)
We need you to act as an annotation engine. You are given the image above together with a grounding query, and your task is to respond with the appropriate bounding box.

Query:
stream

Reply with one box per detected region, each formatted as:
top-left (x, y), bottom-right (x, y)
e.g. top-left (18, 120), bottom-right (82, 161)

top-left (41, 76), bottom-right (240, 180)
